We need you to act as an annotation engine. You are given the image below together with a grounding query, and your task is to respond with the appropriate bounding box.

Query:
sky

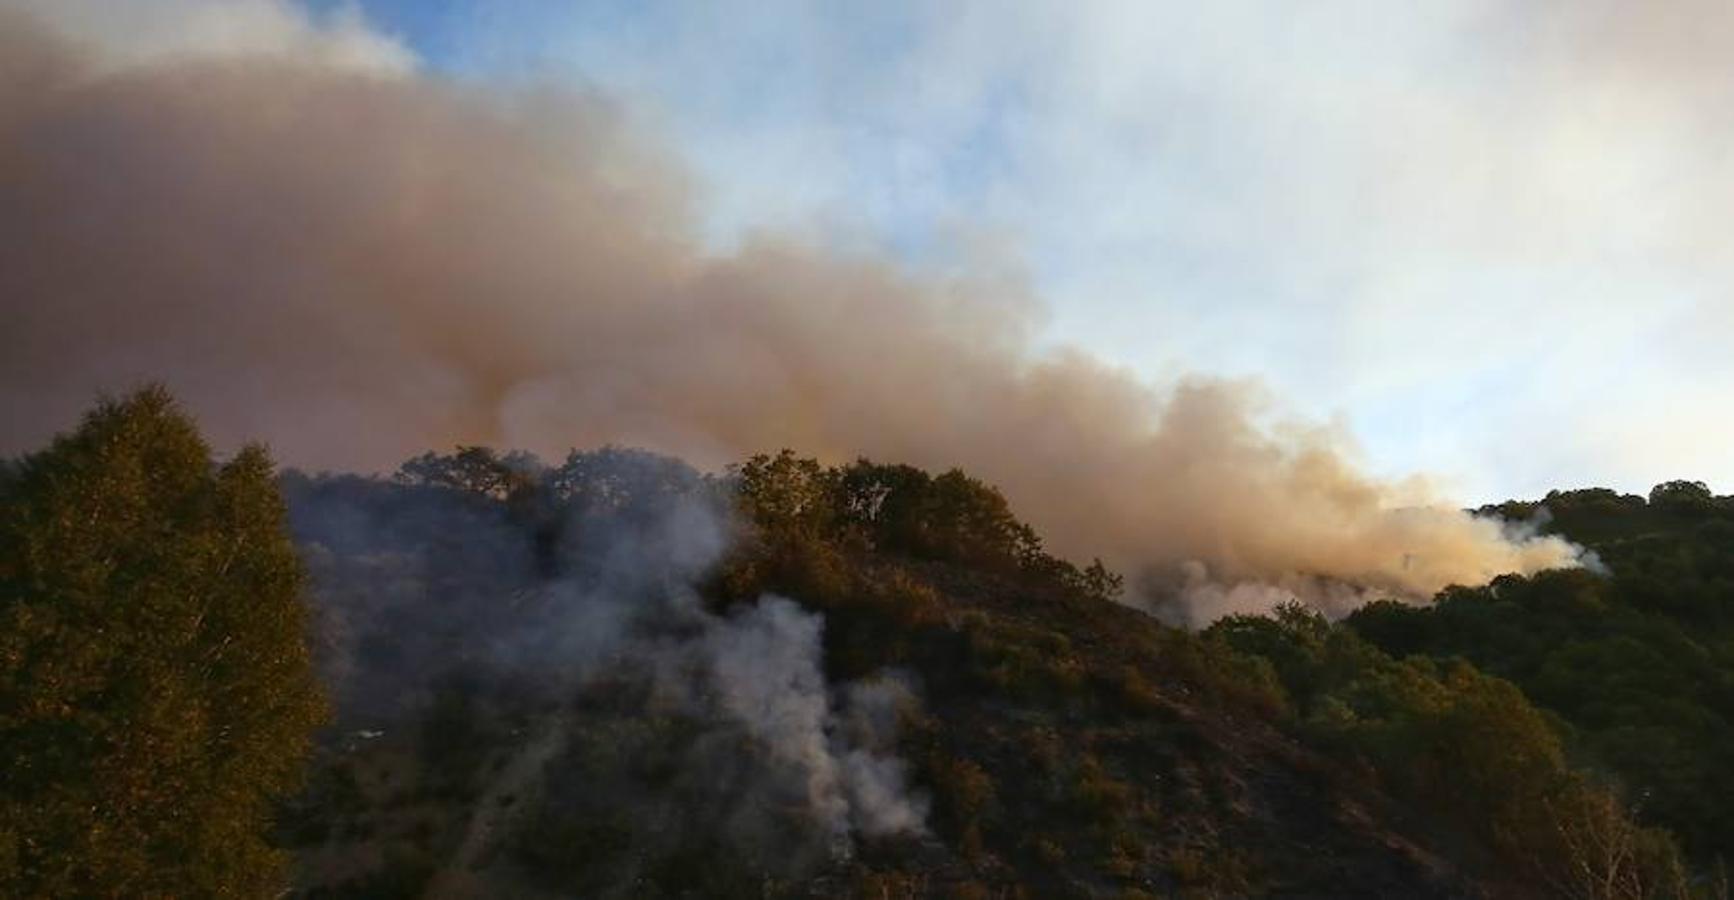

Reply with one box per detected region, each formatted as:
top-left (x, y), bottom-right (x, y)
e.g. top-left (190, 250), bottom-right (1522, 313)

top-left (13, 0), bottom-right (1733, 503)
top-left (325, 0), bottom-right (1731, 503)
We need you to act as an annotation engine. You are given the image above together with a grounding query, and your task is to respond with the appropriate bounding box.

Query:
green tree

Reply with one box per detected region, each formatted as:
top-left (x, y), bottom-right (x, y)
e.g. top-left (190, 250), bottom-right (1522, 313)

top-left (1, 387), bottom-right (325, 896)
top-left (733, 450), bottom-right (841, 539)
top-left (1649, 480), bottom-right (1715, 513)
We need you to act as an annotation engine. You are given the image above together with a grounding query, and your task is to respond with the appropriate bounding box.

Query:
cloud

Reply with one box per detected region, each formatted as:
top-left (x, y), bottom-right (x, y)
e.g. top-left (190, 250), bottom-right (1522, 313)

top-left (0, 6), bottom-right (1588, 616)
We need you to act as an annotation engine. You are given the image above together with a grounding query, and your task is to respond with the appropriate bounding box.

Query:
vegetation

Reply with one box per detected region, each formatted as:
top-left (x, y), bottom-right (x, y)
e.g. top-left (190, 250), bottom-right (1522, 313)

top-left (732, 450), bottom-right (1123, 603)
top-left (280, 443), bottom-right (1728, 897)
top-left (1346, 486), bottom-right (1734, 870)
top-left (6, 390), bottom-right (1731, 898)
top-left (1210, 604), bottom-right (1693, 897)
top-left (1, 388), bottom-right (325, 897)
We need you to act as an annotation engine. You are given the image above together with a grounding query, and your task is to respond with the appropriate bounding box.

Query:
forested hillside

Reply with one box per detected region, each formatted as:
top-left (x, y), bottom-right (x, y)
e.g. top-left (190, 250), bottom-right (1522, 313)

top-left (273, 445), bottom-right (1726, 897)
top-left (1347, 485), bottom-right (1734, 867)
top-left (5, 393), bottom-right (1729, 898)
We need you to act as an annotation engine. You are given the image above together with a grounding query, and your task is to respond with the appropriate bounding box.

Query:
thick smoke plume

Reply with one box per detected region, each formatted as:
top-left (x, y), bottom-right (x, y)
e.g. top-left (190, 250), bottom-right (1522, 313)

top-left (0, 5), bottom-right (1587, 617)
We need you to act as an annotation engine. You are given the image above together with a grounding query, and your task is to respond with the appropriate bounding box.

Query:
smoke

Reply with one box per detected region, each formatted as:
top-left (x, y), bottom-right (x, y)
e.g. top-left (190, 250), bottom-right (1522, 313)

top-left (833, 676), bottom-right (930, 838)
top-left (0, 4), bottom-right (1589, 620)
top-left (695, 600), bottom-right (929, 849)
top-left (1137, 561), bottom-right (1393, 629)
top-left (285, 455), bottom-right (928, 884)
top-left (0, 0), bottom-right (414, 74)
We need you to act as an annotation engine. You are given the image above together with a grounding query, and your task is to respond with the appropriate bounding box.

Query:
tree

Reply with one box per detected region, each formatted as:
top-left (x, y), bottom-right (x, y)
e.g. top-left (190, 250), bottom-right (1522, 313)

top-left (733, 450), bottom-right (841, 539)
top-left (1, 387), bottom-right (325, 896)
top-left (397, 445), bottom-right (545, 502)
top-left (1648, 480), bottom-right (1714, 513)
top-left (550, 446), bottom-right (707, 514)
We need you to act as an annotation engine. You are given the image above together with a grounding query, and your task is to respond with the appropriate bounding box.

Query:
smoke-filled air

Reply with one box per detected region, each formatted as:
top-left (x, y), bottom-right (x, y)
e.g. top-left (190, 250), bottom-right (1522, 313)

top-left (282, 459), bottom-right (929, 891)
top-left (0, 5), bottom-right (1588, 622)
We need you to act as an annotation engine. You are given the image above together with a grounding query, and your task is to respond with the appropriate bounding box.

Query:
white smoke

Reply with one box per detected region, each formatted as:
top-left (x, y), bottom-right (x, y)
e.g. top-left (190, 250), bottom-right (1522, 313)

top-left (834, 676), bottom-right (930, 838)
top-left (286, 457), bottom-right (927, 880)
top-left (698, 598), bottom-right (928, 853)
top-left (1143, 560), bottom-right (1395, 628)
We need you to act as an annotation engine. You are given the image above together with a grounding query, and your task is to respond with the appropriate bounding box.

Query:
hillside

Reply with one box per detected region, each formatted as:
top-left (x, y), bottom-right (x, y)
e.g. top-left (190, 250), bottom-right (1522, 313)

top-left (1347, 484), bottom-right (1734, 865)
top-left (271, 448), bottom-right (1719, 898)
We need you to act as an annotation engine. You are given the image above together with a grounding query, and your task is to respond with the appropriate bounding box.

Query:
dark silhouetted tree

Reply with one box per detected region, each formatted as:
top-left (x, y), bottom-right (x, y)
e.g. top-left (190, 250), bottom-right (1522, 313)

top-left (1649, 480), bottom-right (1715, 513)
top-left (397, 445), bottom-right (545, 502)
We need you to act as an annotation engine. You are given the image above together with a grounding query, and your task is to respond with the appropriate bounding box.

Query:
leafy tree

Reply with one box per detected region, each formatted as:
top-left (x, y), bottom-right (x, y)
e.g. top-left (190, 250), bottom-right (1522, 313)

top-left (733, 450), bottom-right (842, 540)
top-left (1649, 480), bottom-right (1715, 512)
top-left (549, 446), bottom-right (709, 514)
top-left (1, 388), bottom-right (325, 896)
top-left (834, 461), bottom-right (1045, 569)
top-left (397, 445), bottom-right (545, 503)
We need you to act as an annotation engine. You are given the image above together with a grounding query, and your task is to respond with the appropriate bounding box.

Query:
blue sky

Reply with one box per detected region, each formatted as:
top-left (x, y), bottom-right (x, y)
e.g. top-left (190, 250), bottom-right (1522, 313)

top-left (68, 0), bottom-right (1734, 502)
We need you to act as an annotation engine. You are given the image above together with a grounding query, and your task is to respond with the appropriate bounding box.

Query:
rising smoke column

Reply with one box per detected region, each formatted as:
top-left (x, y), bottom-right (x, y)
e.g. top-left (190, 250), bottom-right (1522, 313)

top-left (286, 457), bottom-right (929, 880)
top-left (0, 2), bottom-right (1587, 618)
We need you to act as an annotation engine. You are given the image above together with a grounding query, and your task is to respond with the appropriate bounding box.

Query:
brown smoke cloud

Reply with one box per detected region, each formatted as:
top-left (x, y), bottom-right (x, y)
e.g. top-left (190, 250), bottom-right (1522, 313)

top-left (0, 8), bottom-right (1586, 616)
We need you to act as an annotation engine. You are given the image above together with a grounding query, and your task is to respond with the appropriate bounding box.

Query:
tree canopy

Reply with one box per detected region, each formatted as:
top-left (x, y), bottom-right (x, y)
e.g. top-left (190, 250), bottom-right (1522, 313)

top-left (1, 388), bottom-right (324, 896)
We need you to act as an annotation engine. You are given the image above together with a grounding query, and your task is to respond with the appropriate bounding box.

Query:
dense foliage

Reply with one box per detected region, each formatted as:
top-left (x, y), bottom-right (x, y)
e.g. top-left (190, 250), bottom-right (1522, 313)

top-left (1210, 605), bottom-right (1694, 897)
top-left (278, 444), bottom-right (1722, 898)
top-left (278, 448), bottom-right (1453, 896)
top-left (7, 392), bottom-right (1728, 898)
top-left (1, 389), bottom-right (325, 896)
top-left (1346, 486), bottom-right (1734, 869)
